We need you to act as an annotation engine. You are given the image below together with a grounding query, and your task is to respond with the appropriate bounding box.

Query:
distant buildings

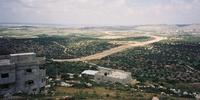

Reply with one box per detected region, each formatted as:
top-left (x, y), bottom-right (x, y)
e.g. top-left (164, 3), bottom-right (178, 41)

top-left (0, 53), bottom-right (46, 95)
top-left (82, 67), bottom-right (132, 85)
top-left (81, 70), bottom-right (98, 79)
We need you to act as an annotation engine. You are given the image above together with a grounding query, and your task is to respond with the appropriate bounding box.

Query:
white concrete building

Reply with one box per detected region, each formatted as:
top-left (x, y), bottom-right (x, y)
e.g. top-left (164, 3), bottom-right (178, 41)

top-left (81, 70), bottom-right (98, 79)
top-left (0, 53), bottom-right (46, 95)
top-left (94, 67), bottom-right (132, 85)
top-left (82, 70), bottom-right (99, 76)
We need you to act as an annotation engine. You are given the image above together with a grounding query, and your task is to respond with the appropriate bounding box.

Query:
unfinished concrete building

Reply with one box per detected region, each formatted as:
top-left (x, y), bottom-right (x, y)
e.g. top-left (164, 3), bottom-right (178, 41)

top-left (0, 53), bottom-right (46, 95)
top-left (94, 67), bottom-right (132, 85)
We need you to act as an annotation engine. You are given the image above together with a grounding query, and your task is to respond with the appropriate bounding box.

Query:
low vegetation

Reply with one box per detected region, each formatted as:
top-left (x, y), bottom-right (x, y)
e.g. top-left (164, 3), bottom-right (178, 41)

top-left (46, 61), bottom-right (95, 78)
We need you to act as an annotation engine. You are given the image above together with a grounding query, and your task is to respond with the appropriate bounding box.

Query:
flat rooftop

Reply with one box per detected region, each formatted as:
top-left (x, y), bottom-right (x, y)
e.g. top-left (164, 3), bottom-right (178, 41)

top-left (82, 70), bottom-right (99, 76)
top-left (108, 70), bottom-right (130, 79)
top-left (10, 52), bottom-right (35, 56)
top-left (97, 67), bottom-right (131, 79)
top-left (0, 59), bottom-right (12, 66)
top-left (98, 67), bottom-right (112, 70)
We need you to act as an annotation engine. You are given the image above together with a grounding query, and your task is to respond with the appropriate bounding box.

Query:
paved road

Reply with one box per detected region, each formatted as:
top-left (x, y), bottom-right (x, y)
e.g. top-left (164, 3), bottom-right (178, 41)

top-left (53, 35), bottom-right (166, 62)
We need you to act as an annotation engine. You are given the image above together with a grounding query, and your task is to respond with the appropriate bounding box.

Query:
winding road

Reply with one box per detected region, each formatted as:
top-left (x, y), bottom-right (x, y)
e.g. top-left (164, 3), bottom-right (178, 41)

top-left (53, 35), bottom-right (166, 62)
top-left (53, 42), bottom-right (68, 53)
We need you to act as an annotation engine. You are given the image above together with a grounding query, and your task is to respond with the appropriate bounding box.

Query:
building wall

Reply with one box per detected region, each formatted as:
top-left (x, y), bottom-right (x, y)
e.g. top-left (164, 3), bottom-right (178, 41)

top-left (0, 65), bottom-right (16, 95)
top-left (0, 53), bottom-right (46, 95)
top-left (94, 71), bottom-right (132, 85)
top-left (0, 83), bottom-right (15, 96)
top-left (15, 64), bottom-right (44, 94)
top-left (10, 53), bottom-right (36, 64)
top-left (39, 66), bottom-right (46, 88)
top-left (0, 65), bottom-right (15, 85)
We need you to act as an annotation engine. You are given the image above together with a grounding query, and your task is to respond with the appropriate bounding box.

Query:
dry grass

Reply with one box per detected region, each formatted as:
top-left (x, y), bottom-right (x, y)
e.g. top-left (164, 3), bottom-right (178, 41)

top-left (55, 86), bottom-right (191, 100)
top-left (56, 86), bottom-right (159, 100)
top-left (56, 86), bottom-right (116, 96)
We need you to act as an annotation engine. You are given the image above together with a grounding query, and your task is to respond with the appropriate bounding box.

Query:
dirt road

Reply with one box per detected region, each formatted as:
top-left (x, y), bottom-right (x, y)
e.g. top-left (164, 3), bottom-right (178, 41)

top-left (53, 42), bottom-right (67, 53)
top-left (53, 36), bottom-right (166, 62)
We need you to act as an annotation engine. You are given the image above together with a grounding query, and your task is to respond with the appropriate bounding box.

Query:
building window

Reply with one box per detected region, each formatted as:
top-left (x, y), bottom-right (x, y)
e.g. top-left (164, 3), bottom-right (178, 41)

top-left (25, 80), bottom-right (34, 86)
top-left (39, 66), bottom-right (45, 70)
top-left (40, 87), bottom-right (45, 92)
top-left (0, 84), bottom-right (9, 90)
top-left (32, 88), bottom-right (37, 91)
top-left (26, 69), bottom-right (32, 73)
top-left (104, 72), bottom-right (108, 76)
top-left (1, 73), bottom-right (9, 78)
top-left (42, 78), bottom-right (45, 83)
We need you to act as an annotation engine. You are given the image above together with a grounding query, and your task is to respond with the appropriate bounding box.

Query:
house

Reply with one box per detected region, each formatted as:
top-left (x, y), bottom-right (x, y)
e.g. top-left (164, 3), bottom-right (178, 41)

top-left (81, 67), bottom-right (132, 85)
top-left (81, 70), bottom-right (99, 79)
top-left (0, 52), bottom-right (46, 95)
top-left (94, 67), bottom-right (132, 85)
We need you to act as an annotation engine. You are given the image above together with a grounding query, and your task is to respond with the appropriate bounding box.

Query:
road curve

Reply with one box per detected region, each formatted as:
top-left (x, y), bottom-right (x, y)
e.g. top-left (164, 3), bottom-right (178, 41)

top-left (53, 36), bottom-right (166, 62)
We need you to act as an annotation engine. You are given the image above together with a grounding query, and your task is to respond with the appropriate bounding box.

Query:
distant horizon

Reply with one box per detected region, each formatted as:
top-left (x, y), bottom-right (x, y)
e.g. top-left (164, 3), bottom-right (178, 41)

top-left (0, 22), bottom-right (199, 27)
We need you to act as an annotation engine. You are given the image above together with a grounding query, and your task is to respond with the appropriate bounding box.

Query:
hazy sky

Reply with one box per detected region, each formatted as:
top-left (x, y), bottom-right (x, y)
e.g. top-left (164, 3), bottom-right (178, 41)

top-left (0, 0), bottom-right (200, 26)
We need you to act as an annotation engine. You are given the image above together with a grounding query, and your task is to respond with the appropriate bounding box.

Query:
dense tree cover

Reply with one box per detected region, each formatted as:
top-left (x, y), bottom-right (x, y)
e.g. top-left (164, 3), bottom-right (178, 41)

top-left (92, 38), bottom-right (200, 83)
top-left (0, 36), bottom-right (66, 58)
top-left (0, 35), bottom-right (118, 59)
top-left (46, 61), bottom-right (95, 78)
